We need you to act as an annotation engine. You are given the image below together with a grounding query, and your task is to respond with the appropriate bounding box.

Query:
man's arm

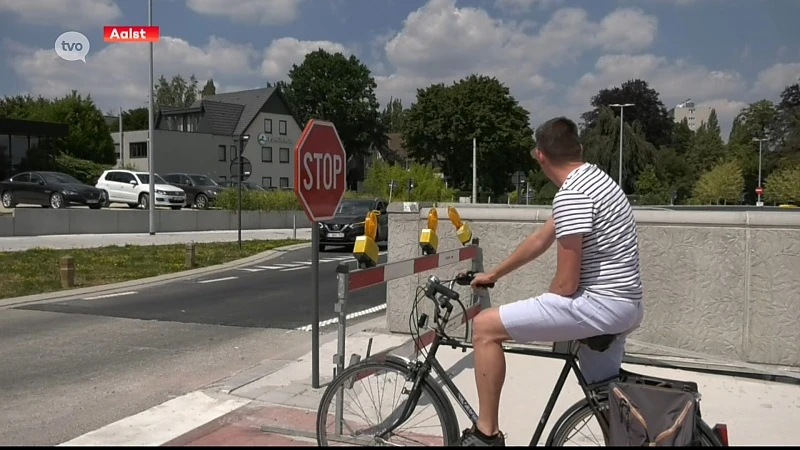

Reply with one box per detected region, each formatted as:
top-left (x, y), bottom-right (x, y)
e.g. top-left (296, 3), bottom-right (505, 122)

top-left (486, 217), bottom-right (556, 281)
top-left (549, 189), bottom-right (594, 297)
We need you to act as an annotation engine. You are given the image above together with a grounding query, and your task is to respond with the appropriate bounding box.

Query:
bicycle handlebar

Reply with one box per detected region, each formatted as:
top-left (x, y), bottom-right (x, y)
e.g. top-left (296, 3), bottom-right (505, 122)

top-left (423, 271), bottom-right (494, 306)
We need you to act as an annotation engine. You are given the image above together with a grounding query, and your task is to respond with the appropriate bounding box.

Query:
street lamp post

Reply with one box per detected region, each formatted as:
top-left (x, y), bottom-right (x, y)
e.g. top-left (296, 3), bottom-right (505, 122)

top-left (147, 0), bottom-right (156, 235)
top-left (609, 103), bottom-right (635, 192)
top-left (753, 137), bottom-right (768, 206)
top-left (237, 134), bottom-right (250, 248)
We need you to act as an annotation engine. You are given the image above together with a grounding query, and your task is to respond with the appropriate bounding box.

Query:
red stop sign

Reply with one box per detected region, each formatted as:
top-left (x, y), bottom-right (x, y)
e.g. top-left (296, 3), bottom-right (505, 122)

top-left (293, 119), bottom-right (347, 222)
top-left (756, 186), bottom-right (763, 195)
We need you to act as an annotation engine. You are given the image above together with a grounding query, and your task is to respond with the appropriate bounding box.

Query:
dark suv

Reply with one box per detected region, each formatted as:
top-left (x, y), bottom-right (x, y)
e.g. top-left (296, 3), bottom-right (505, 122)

top-left (163, 173), bottom-right (223, 209)
top-left (318, 198), bottom-right (388, 251)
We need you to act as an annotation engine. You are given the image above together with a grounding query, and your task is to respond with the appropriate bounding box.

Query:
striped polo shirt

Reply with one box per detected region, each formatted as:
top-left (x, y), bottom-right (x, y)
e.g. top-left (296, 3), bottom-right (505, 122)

top-left (551, 163), bottom-right (643, 301)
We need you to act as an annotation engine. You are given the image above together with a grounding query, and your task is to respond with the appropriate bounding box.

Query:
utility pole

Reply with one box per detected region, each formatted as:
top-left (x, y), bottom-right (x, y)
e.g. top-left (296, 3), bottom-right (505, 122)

top-left (753, 137), bottom-right (768, 206)
top-left (609, 103), bottom-right (634, 192)
top-left (472, 138), bottom-right (477, 203)
top-left (147, 0), bottom-right (156, 235)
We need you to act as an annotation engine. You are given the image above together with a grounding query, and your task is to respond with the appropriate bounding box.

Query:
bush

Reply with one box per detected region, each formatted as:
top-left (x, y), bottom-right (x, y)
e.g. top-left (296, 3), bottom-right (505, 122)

top-left (55, 153), bottom-right (112, 185)
top-left (215, 188), bottom-right (301, 211)
top-left (363, 159), bottom-right (456, 202)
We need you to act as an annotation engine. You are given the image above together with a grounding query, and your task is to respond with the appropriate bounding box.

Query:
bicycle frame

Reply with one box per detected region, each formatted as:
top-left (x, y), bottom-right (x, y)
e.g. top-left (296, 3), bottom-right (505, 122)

top-left (379, 320), bottom-right (611, 446)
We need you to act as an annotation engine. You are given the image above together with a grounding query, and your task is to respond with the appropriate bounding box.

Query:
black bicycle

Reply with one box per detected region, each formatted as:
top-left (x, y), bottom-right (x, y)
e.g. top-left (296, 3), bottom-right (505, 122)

top-left (316, 272), bottom-right (728, 446)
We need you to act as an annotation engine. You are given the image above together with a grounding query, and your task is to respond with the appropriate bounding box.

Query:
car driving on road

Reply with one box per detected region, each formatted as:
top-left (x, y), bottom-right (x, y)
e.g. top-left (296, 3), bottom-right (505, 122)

top-left (317, 198), bottom-right (388, 251)
top-left (1, 171), bottom-right (106, 209)
top-left (95, 169), bottom-right (185, 210)
top-left (162, 173), bottom-right (223, 209)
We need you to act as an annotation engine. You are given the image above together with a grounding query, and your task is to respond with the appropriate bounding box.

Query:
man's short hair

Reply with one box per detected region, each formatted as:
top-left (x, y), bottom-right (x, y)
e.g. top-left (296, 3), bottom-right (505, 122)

top-left (534, 117), bottom-right (582, 164)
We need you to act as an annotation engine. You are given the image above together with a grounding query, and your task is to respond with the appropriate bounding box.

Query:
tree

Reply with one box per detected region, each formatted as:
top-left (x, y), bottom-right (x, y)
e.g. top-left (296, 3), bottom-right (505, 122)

top-left (401, 74), bottom-right (535, 195)
top-left (381, 97), bottom-right (406, 133)
top-left (0, 91), bottom-right (115, 164)
top-left (689, 110), bottom-right (726, 173)
top-left (581, 106), bottom-right (656, 193)
top-left (672, 118), bottom-right (694, 155)
top-left (690, 160), bottom-right (744, 205)
top-left (201, 78), bottom-right (216, 97)
top-left (282, 49), bottom-right (384, 160)
top-left (154, 74), bottom-right (199, 108)
top-left (773, 78), bottom-right (800, 162)
top-left (728, 100), bottom-right (776, 145)
top-left (362, 158), bottom-right (455, 202)
top-left (763, 166), bottom-right (800, 205)
top-left (654, 147), bottom-right (695, 203)
top-left (118, 107), bottom-right (149, 131)
top-left (581, 79), bottom-right (674, 148)
top-left (634, 165), bottom-right (671, 205)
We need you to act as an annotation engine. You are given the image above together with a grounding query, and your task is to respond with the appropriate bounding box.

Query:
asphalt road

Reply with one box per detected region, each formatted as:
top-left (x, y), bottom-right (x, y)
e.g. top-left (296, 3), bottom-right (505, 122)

top-left (0, 246), bottom-right (387, 446)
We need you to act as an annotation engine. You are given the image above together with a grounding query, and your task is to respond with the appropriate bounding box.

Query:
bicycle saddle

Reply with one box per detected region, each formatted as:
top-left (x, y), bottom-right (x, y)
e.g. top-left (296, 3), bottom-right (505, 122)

top-left (579, 334), bottom-right (617, 352)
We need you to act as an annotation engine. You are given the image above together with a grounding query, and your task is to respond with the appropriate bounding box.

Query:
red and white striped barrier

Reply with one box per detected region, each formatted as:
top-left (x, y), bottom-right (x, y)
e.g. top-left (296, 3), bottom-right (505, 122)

top-left (347, 245), bottom-right (478, 292)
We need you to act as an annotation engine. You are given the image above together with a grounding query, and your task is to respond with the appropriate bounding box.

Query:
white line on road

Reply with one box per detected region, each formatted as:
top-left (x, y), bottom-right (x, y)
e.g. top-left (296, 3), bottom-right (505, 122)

top-left (198, 276), bottom-right (238, 284)
top-left (237, 268), bottom-right (264, 273)
top-left (253, 265), bottom-right (285, 270)
top-left (58, 390), bottom-right (249, 446)
top-left (272, 263), bottom-right (303, 268)
top-left (294, 303), bottom-right (387, 331)
top-left (83, 291), bottom-right (138, 300)
top-left (280, 266), bottom-right (307, 272)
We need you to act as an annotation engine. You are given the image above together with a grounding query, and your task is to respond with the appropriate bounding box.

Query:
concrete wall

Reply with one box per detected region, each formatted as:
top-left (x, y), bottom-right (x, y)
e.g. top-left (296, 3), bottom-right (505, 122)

top-left (0, 208), bottom-right (310, 236)
top-left (385, 203), bottom-right (800, 367)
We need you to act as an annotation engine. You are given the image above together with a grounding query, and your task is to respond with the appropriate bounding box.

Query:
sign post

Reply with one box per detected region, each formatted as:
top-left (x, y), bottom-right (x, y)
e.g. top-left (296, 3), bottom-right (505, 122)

top-left (756, 186), bottom-right (764, 207)
top-left (293, 119), bottom-right (347, 388)
top-left (230, 145), bottom-right (251, 249)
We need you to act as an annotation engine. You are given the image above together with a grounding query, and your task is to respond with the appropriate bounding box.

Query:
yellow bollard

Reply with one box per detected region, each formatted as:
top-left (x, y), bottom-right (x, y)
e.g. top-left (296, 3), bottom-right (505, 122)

top-left (448, 206), bottom-right (473, 246)
top-left (353, 211), bottom-right (379, 268)
top-left (419, 208), bottom-right (439, 255)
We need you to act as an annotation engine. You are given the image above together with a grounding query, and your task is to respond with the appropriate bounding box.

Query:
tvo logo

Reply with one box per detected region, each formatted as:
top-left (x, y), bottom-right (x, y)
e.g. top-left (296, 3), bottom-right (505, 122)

top-left (55, 31), bottom-right (90, 62)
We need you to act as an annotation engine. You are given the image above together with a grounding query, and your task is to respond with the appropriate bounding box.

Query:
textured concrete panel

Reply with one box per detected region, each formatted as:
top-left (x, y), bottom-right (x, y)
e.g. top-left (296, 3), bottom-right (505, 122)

top-left (747, 229), bottom-right (800, 366)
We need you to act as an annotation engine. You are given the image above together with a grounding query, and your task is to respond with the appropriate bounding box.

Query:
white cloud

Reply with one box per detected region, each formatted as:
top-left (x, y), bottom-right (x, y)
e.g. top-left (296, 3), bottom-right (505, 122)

top-left (7, 36), bottom-right (257, 108)
top-left (753, 62), bottom-right (800, 93)
top-left (377, 0), bottom-right (658, 108)
top-left (259, 37), bottom-right (351, 80)
top-left (185, 0), bottom-right (304, 25)
top-left (0, 0), bottom-right (122, 27)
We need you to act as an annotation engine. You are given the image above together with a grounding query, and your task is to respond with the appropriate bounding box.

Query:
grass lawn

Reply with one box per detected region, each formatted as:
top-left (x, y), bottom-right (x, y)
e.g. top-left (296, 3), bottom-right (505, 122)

top-left (0, 239), bottom-right (306, 300)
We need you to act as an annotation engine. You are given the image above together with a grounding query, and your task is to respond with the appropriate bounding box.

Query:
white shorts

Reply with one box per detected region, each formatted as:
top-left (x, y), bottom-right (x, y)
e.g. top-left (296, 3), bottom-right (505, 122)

top-left (498, 292), bottom-right (644, 383)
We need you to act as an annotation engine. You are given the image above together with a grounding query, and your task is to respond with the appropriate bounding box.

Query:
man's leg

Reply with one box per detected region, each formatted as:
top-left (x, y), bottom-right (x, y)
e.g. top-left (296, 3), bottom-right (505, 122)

top-left (471, 308), bottom-right (512, 437)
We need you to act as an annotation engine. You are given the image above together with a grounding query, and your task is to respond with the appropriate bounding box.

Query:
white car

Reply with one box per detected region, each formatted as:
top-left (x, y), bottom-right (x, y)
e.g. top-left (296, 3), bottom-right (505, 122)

top-left (95, 169), bottom-right (186, 210)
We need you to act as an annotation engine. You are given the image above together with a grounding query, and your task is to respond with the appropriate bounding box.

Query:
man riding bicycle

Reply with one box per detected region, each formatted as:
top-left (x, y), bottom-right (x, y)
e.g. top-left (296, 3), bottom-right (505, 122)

top-left (458, 117), bottom-right (645, 447)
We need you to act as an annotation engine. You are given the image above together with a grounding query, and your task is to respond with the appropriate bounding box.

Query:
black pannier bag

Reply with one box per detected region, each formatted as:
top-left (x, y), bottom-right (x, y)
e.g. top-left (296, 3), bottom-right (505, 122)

top-left (607, 379), bottom-right (698, 446)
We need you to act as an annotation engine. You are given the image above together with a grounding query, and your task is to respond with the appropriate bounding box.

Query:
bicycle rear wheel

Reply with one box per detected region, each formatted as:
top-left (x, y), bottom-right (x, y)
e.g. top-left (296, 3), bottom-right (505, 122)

top-left (316, 360), bottom-right (460, 446)
top-left (546, 399), bottom-right (724, 446)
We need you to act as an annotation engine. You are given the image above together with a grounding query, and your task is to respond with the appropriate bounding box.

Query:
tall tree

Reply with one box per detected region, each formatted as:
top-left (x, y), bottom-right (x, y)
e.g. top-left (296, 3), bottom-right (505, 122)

top-left (201, 78), bottom-right (216, 97)
top-left (726, 100), bottom-right (777, 204)
top-left (689, 110), bottom-right (726, 173)
top-left (282, 49), bottom-right (384, 160)
top-left (581, 79), bottom-right (674, 148)
top-left (154, 74), bottom-right (199, 108)
top-left (0, 91), bottom-right (115, 165)
top-left (635, 165), bottom-right (671, 205)
top-left (402, 74), bottom-right (535, 195)
top-left (691, 160), bottom-right (744, 205)
top-left (672, 118), bottom-right (694, 154)
top-left (773, 78), bottom-right (800, 162)
top-left (121, 107), bottom-right (149, 131)
top-left (581, 106), bottom-right (656, 194)
top-left (381, 97), bottom-right (406, 133)
top-left (763, 165), bottom-right (800, 205)
top-left (653, 147), bottom-right (695, 202)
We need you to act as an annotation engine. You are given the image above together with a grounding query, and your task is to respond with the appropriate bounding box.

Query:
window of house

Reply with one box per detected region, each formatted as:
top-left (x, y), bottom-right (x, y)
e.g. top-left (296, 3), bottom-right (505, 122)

top-left (278, 120), bottom-right (287, 135)
top-left (264, 118), bottom-right (272, 134)
top-left (219, 175), bottom-right (227, 182)
top-left (114, 143), bottom-right (120, 161)
top-left (229, 145), bottom-right (237, 160)
top-left (279, 177), bottom-right (289, 188)
top-left (279, 147), bottom-right (290, 163)
top-left (261, 146), bottom-right (273, 162)
top-left (218, 144), bottom-right (226, 161)
top-left (262, 177), bottom-right (272, 188)
top-left (130, 142), bottom-right (148, 158)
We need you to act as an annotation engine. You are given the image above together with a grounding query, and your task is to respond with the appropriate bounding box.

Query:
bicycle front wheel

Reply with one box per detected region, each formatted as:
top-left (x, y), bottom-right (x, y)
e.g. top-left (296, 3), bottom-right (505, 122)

top-left (316, 360), bottom-right (460, 446)
top-left (547, 399), bottom-right (724, 446)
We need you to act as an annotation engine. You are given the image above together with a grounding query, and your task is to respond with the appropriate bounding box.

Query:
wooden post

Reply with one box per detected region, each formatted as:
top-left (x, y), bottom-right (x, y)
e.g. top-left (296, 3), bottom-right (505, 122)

top-left (59, 256), bottom-right (75, 288)
top-left (185, 243), bottom-right (196, 268)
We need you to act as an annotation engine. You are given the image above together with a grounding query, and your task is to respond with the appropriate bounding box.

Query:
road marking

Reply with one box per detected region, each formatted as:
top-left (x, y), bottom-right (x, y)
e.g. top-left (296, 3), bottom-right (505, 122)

top-left (198, 276), bottom-right (238, 284)
top-left (280, 266), bottom-right (307, 272)
top-left (58, 390), bottom-right (249, 446)
top-left (83, 291), bottom-right (138, 300)
top-left (295, 303), bottom-right (387, 331)
top-left (237, 268), bottom-right (264, 273)
top-left (296, 261), bottom-right (313, 265)
top-left (272, 263), bottom-right (303, 268)
top-left (253, 265), bottom-right (285, 269)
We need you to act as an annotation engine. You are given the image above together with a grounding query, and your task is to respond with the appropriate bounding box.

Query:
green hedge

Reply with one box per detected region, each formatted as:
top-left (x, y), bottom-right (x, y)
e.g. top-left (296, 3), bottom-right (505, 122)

top-left (214, 189), bottom-right (301, 211)
top-left (55, 154), bottom-right (112, 185)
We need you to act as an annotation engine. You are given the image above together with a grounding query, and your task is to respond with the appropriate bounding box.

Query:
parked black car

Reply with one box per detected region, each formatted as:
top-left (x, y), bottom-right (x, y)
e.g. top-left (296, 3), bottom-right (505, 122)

top-left (218, 180), bottom-right (267, 191)
top-left (162, 173), bottom-right (224, 209)
top-left (317, 198), bottom-right (389, 251)
top-left (0, 171), bottom-right (106, 209)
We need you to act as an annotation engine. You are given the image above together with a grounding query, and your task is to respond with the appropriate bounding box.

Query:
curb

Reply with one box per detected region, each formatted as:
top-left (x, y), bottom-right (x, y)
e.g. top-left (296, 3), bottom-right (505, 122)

top-left (0, 241), bottom-right (312, 309)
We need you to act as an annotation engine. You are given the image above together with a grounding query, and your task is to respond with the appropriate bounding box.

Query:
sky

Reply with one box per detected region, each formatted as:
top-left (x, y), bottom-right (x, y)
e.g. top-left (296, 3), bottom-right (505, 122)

top-left (0, 0), bottom-right (799, 141)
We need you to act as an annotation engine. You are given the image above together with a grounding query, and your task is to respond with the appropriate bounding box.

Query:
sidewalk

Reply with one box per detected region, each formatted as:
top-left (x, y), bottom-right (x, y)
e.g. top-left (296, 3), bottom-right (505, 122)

top-left (62, 319), bottom-right (800, 446)
top-left (0, 229), bottom-right (312, 252)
